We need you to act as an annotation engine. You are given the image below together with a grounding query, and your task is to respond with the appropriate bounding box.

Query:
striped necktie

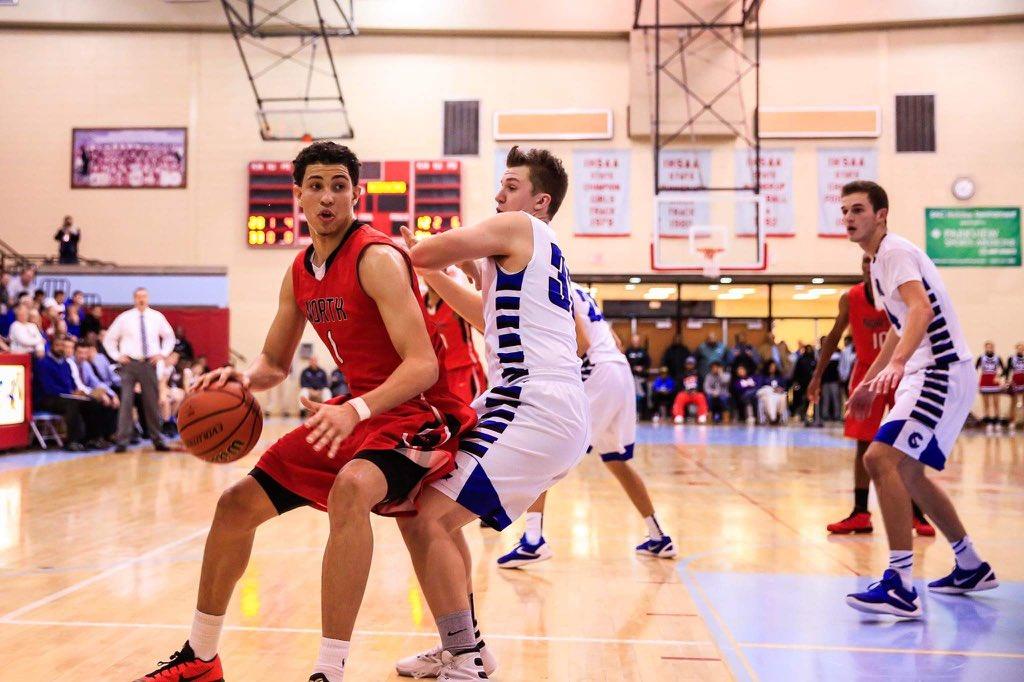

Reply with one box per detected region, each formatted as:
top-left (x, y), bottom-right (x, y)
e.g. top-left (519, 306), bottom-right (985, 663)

top-left (139, 311), bottom-right (150, 359)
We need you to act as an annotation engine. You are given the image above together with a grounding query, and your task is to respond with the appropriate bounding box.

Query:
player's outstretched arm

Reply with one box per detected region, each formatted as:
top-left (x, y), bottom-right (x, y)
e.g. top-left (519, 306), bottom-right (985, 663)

top-left (422, 270), bottom-right (485, 332)
top-left (808, 292), bottom-right (849, 403)
top-left (400, 226), bottom-right (485, 331)
top-left (301, 246), bottom-right (439, 458)
top-left (847, 328), bottom-right (899, 419)
top-left (198, 269), bottom-right (305, 392)
top-left (405, 212), bottom-right (533, 271)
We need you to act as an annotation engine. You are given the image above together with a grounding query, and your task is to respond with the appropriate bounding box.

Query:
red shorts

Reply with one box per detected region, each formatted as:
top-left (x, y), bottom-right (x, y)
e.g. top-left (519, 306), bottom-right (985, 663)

top-left (254, 395), bottom-right (471, 516)
top-left (844, 364), bottom-right (895, 442)
top-left (446, 363), bottom-right (486, 404)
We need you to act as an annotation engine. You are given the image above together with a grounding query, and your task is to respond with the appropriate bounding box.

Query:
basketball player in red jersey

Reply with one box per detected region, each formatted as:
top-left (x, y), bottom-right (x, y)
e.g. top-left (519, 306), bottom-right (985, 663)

top-left (424, 276), bottom-right (487, 404)
top-left (809, 255), bottom-right (934, 536)
top-left (134, 142), bottom-right (474, 682)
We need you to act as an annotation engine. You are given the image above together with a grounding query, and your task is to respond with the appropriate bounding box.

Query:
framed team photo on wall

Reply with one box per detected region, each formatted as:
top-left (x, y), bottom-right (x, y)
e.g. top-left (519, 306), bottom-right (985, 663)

top-left (71, 127), bottom-right (187, 189)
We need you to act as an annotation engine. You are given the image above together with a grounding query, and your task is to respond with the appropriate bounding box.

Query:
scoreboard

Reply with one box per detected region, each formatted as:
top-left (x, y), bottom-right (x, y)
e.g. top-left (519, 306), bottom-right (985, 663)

top-left (247, 159), bottom-right (462, 248)
top-left (246, 161), bottom-right (303, 247)
top-left (355, 160), bottom-right (411, 236)
top-left (412, 160), bottom-right (463, 237)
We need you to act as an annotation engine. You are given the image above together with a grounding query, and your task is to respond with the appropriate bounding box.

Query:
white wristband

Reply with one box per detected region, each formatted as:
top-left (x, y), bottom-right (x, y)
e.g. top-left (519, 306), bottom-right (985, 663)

top-left (348, 396), bottom-right (371, 422)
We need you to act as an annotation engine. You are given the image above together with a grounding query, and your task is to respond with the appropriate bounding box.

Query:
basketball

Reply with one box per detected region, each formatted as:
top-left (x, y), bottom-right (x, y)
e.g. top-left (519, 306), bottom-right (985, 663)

top-left (177, 382), bottom-right (263, 464)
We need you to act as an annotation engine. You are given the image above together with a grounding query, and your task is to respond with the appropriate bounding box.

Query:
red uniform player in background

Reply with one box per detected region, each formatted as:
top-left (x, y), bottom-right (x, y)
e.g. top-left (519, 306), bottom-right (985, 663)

top-left (423, 269), bottom-right (487, 404)
top-left (809, 255), bottom-right (933, 536)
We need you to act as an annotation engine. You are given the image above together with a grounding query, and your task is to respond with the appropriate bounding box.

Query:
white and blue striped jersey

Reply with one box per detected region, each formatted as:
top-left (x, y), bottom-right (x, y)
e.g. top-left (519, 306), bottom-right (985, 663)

top-left (478, 212), bottom-right (582, 386)
top-left (571, 283), bottom-right (628, 380)
top-left (870, 233), bottom-right (972, 373)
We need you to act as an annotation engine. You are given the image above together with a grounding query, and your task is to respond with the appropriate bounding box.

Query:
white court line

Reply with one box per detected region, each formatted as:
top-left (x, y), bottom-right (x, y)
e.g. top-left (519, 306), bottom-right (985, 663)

top-left (739, 641), bottom-right (1024, 660)
top-left (0, 527), bottom-right (209, 623)
top-left (0, 618), bottom-right (711, 647)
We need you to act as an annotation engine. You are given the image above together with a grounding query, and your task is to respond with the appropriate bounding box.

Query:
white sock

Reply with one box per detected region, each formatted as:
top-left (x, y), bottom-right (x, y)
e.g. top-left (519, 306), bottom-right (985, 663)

top-left (644, 515), bottom-right (664, 541)
top-left (188, 610), bottom-right (224, 661)
top-left (312, 637), bottom-right (349, 681)
top-left (952, 535), bottom-right (983, 570)
top-left (888, 550), bottom-right (914, 590)
top-left (524, 512), bottom-right (543, 545)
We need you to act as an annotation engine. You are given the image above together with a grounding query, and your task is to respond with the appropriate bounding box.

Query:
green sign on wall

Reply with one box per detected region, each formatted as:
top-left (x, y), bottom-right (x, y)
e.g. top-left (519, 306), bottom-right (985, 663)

top-left (925, 208), bottom-right (1021, 267)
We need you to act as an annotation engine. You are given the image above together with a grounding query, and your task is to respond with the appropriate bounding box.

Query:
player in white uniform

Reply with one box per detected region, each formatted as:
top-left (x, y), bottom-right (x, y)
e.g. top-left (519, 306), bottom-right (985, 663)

top-left (495, 282), bottom-right (675, 568)
top-left (393, 146), bottom-right (589, 680)
top-left (840, 180), bottom-right (998, 619)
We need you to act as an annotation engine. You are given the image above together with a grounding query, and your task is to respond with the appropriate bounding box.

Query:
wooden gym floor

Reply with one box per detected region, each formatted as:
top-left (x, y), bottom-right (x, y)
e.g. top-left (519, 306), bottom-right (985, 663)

top-left (0, 420), bottom-right (1021, 680)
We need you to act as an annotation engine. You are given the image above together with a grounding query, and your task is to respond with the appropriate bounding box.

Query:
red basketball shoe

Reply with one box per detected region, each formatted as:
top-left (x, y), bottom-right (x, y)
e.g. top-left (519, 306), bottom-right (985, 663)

top-left (134, 642), bottom-right (224, 682)
top-left (913, 516), bottom-right (936, 537)
top-left (827, 510), bottom-right (873, 534)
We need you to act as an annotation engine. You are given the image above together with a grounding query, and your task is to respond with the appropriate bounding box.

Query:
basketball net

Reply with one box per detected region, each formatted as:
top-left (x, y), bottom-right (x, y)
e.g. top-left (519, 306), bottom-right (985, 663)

top-left (698, 247), bottom-right (724, 279)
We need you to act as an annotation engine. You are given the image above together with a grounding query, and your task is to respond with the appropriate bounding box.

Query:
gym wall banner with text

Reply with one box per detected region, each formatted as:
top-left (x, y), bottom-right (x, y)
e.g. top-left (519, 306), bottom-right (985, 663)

top-left (572, 149), bottom-right (631, 236)
top-left (656, 149), bottom-right (712, 237)
top-left (817, 147), bottom-right (878, 237)
top-left (735, 148), bottom-right (795, 237)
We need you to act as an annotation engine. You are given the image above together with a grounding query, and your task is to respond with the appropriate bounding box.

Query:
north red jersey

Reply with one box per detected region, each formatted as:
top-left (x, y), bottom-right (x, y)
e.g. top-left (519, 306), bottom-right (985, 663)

top-left (292, 223), bottom-right (464, 409)
top-left (845, 282), bottom-right (893, 441)
top-left (848, 282), bottom-right (890, 379)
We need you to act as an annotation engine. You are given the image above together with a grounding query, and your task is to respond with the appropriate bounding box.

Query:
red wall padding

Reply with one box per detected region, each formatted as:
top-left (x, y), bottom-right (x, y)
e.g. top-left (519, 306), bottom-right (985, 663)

top-left (101, 307), bottom-right (230, 368)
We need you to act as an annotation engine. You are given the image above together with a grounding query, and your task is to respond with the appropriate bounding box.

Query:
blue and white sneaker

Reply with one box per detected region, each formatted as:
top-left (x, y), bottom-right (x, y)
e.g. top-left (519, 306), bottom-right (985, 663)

top-left (846, 569), bottom-right (922, 618)
top-left (496, 535), bottom-right (552, 569)
top-left (635, 535), bottom-right (677, 559)
top-left (928, 562), bottom-right (999, 595)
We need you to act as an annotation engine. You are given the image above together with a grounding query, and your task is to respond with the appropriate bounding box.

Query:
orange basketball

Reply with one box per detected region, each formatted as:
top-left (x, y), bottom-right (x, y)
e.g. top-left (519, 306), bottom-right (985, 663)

top-left (177, 381), bottom-right (263, 463)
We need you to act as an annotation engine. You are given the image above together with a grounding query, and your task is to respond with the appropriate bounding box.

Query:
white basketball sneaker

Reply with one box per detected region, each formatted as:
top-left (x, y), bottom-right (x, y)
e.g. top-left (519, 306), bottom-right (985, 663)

top-left (396, 643), bottom-right (497, 678)
top-left (437, 650), bottom-right (490, 680)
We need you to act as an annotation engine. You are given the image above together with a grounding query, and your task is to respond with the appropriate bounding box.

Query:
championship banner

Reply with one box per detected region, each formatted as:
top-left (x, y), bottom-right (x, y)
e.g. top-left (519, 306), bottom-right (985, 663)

top-left (656, 150), bottom-right (712, 236)
top-left (735, 148), bottom-right (794, 236)
top-left (572, 149), bottom-right (630, 236)
top-left (926, 208), bottom-right (1021, 267)
top-left (817, 147), bottom-right (878, 236)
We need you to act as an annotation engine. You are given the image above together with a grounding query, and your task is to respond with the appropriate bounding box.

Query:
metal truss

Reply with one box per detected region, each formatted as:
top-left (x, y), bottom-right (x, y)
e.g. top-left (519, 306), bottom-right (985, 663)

top-left (220, 0), bottom-right (357, 140)
top-left (634, 0), bottom-right (763, 194)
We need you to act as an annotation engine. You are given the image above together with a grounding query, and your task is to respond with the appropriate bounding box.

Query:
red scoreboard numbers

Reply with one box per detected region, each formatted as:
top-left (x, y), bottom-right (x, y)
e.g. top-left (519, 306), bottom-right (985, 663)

top-left (247, 159), bottom-right (462, 248)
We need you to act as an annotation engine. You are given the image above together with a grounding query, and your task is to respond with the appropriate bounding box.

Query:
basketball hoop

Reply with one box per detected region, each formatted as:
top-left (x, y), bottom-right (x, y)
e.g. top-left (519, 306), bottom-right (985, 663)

top-left (698, 247), bottom-right (724, 279)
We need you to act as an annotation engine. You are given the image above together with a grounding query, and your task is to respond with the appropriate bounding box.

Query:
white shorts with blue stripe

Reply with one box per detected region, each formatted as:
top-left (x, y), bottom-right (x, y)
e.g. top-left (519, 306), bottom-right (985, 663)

top-left (874, 360), bottom-right (975, 471)
top-left (431, 377), bottom-right (590, 530)
top-left (585, 361), bottom-right (637, 462)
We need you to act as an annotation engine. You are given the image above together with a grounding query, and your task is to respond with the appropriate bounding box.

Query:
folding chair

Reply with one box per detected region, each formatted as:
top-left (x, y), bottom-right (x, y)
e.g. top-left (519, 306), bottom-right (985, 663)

top-left (30, 411), bottom-right (65, 450)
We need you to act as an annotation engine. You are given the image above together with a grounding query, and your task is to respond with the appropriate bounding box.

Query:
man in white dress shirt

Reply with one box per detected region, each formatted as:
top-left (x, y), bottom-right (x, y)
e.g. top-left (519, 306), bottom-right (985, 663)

top-left (103, 287), bottom-right (175, 452)
top-left (8, 304), bottom-right (46, 357)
